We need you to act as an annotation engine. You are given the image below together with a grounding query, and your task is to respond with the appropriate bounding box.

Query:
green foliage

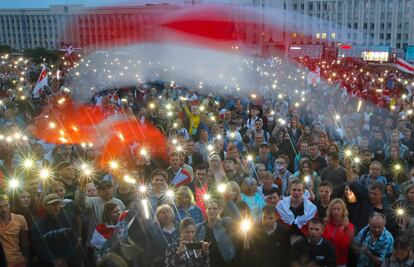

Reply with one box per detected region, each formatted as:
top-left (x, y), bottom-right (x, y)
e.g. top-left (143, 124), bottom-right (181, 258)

top-left (23, 47), bottom-right (60, 64)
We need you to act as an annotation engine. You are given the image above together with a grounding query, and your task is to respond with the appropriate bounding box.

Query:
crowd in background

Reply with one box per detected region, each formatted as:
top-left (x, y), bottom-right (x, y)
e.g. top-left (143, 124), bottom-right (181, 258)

top-left (1, 53), bottom-right (414, 267)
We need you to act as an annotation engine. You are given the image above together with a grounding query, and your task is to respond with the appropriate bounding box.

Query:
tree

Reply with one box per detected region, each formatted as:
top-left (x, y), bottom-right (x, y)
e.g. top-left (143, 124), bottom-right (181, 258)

top-left (23, 47), bottom-right (60, 64)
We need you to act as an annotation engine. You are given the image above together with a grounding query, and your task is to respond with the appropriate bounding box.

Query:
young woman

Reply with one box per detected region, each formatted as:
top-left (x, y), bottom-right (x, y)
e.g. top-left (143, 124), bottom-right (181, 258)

top-left (196, 200), bottom-right (236, 267)
top-left (290, 159), bottom-right (320, 200)
top-left (322, 199), bottom-right (355, 267)
top-left (176, 186), bottom-right (204, 224)
top-left (165, 217), bottom-right (210, 267)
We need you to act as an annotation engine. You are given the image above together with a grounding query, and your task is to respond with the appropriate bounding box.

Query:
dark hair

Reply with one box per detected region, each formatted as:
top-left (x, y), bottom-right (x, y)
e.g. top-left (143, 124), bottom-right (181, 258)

top-left (309, 217), bottom-right (323, 226)
top-left (102, 202), bottom-right (119, 224)
top-left (268, 136), bottom-right (278, 145)
top-left (180, 217), bottom-right (196, 232)
top-left (150, 169), bottom-right (168, 181)
top-left (394, 237), bottom-right (411, 250)
top-left (194, 164), bottom-right (208, 172)
top-left (319, 180), bottom-right (333, 189)
top-left (299, 159), bottom-right (314, 173)
top-left (369, 182), bottom-right (385, 194)
top-left (262, 205), bottom-right (277, 215)
top-left (327, 151), bottom-right (339, 161)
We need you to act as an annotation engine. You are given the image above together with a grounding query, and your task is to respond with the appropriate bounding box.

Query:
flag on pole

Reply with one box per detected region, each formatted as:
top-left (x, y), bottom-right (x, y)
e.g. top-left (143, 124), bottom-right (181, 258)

top-left (395, 58), bottom-right (414, 74)
top-left (171, 167), bottom-right (192, 187)
top-left (307, 67), bottom-right (320, 85)
top-left (32, 65), bottom-right (48, 98)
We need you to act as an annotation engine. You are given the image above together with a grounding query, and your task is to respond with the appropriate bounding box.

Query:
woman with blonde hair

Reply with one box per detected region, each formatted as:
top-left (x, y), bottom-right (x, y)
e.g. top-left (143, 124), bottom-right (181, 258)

top-left (322, 198), bottom-right (355, 267)
top-left (155, 204), bottom-right (179, 245)
top-left (176, 186), bottom-right (204, 224)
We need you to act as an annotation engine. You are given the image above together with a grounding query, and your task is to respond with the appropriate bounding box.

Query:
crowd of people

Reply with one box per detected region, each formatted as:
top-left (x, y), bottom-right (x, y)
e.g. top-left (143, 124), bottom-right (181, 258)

top-left (1, 52), bottom-right (414, 267)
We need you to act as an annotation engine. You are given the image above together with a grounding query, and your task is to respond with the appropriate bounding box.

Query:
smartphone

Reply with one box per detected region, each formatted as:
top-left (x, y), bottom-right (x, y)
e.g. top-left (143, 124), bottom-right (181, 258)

top-left (185, 242), bottom-right (203, 250)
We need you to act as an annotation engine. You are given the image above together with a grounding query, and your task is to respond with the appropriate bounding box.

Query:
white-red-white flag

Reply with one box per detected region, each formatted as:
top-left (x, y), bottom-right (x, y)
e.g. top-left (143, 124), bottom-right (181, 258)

top-left (395, 58), bottom-right (414, 74)
top-left (32, 65), bottom-right (48, 98)
top-left (307, 67), bottom-right (320, 85)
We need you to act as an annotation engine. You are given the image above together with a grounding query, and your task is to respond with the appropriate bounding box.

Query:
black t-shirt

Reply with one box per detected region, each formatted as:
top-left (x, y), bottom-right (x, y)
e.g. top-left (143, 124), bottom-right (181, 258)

top-left (314, 200), bottom-right (328, 221)
top-left (289, 203), bottom-right (305, 237)
top-left (251, 224), bottom-right (290, 267)
top-left (291, 238), bottom-right (336, 267)
top-left (204, 225), bottom-right (225, 267)
top-left (311, 156), bottom-right (327, 174)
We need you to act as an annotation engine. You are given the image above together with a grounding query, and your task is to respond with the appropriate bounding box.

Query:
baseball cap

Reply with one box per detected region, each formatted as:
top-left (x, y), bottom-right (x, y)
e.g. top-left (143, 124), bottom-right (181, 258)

top-left (43, 194), bottom-right (63, 205)
top-left (97, 180), bottom-right (113, 190)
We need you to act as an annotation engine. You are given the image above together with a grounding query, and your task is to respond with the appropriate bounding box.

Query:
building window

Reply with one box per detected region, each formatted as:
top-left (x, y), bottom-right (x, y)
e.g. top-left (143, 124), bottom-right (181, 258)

top-left (316, 33), bottom-right (320, 39)
top-left (363, 23), bottom-right (367, 29)
top-left (386, 33), bottom-right (391, 40)
top-left (293, 4), bottom-right (297, 9)
top-left (370, 23), bottom-right (374, 29)
top-left (397, 33), bottom-right (401, 40)
top-left (309, 3), bottom-right (313, 10)
top-left (354, 23), bottom-right (358, 29)
top-left (396, 43), bottom-right (401, 48)
top-left (321, 33), bottom-right (327, 39)
top-left (331, 33), bottom-right (336, 39)
top-left (380, 33), bottom-right (384, 39)
top-left (380, 23), bottom-right (384, 29)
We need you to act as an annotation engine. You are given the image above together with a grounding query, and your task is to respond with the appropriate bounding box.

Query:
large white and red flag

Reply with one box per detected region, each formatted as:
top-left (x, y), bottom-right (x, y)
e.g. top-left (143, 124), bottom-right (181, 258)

top-left (32, 65), bottom-right (48, 98)
top-left (395, 58), bottom-right (414, 74)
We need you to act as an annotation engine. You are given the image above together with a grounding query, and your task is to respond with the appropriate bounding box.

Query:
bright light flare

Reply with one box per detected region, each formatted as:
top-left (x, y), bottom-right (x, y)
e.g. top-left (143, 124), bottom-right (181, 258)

top-left (344, 149), bottom-right (352, 158)
top-left (108, 160), bottom-right (119, 170)
top-left (246, 155), bottom-right (253, 161)
top-left (217, 183), bottom-right (226, 193)
top-left (139, 184), bottom-right (147, 193)
top-left (8, 178), bottom-right (20, 189)
top-left (123, 174), bottom-right (136, 184)
top-left (203, 193), bottom-right (211, 201)
top-left (22, 158), bottom-right (34, 169)
top-left (39, 168), bottom-right (52, 180)
top-left (241, 219), bottom-right (252, 232)
top-left (165, 189), bottom-right (175, 199)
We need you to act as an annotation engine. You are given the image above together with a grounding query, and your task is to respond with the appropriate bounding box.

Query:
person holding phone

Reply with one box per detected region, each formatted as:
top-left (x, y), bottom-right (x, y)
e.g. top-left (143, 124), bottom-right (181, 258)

top-left (165, 217), bottom-right (210, 267)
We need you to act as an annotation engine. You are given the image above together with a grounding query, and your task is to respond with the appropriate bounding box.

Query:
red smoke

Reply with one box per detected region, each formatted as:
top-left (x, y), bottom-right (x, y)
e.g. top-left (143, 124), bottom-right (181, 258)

top-left (33, 97), bottom-right (167, 167)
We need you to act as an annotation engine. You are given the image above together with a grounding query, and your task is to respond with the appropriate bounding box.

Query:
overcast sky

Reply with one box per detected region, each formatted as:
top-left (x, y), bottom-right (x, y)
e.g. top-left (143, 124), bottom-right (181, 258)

top-left (0, 0), bottom-right (192, 8)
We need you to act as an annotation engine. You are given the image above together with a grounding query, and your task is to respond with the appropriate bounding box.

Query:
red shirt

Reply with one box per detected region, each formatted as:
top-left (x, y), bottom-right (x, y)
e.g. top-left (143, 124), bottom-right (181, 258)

top-left (322, 220), bottom-right (355, 265)
top-left (195, 184), bottom-right (208, 219)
